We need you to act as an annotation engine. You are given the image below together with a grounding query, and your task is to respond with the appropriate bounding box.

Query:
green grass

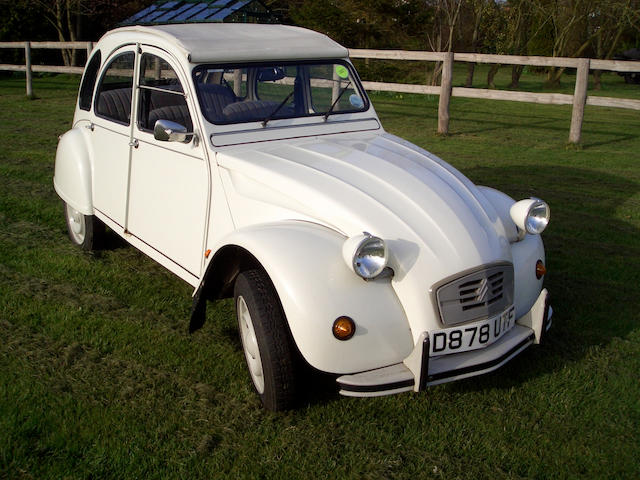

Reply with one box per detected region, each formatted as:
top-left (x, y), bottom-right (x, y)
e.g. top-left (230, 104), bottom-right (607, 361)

top-left (1, 73), bottom-right (639, 479)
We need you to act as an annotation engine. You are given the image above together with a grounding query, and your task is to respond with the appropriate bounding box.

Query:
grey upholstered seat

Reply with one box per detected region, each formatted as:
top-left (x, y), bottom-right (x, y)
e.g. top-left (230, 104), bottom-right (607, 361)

top-left (148, 105), bottom-right (193, 131)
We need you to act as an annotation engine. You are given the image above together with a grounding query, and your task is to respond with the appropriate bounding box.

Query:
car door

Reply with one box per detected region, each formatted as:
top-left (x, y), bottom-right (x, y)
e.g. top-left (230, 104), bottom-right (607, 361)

top-left (91, 48), bottom-right (136, 227)
top-left (126, 48), bottom-right (209, 280)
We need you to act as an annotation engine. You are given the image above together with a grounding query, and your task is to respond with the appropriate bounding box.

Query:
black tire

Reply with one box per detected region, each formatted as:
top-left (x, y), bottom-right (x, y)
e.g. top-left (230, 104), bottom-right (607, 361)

top-left (63, 201), bottom-right (104, 251)
top-left (234, 269), bottom-right (301, 411)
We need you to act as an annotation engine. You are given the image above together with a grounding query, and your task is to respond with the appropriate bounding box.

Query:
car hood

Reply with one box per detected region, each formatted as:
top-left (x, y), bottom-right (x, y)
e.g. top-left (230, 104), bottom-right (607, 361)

top-left (217, 132), bottom-right (513, 333)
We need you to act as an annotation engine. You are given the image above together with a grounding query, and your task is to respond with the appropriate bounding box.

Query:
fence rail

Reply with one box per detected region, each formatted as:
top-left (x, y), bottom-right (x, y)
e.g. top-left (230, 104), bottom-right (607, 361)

top-left (0, 41), bottom-right (92, 96)
top-left (350, 48), bottom-right (640, 142)
top-left (1, 41), bottom-right (639, 143)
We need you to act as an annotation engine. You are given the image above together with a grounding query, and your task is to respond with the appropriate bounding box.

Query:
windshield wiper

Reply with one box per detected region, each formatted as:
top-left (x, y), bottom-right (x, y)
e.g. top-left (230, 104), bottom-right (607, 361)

top-left (324, 80), bottom-right (352, 121)
top-left (262, 90), bottom-right (295, 127)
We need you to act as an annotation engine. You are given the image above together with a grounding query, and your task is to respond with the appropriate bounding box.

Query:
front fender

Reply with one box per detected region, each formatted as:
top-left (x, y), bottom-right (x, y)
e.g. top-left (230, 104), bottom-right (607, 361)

top-left (209, 221), bottom-right (414, 374)
top-left (53, 128), bottom-right (93, 215)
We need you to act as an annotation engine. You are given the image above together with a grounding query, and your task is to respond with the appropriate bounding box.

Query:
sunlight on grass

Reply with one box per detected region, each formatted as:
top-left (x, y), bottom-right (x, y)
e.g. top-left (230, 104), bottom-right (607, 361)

top-left (1, 73), bottom-right (638, 479)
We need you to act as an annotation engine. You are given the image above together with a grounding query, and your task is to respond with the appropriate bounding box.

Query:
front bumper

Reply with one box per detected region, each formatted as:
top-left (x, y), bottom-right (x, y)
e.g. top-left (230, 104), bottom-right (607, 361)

top-left (337, 288), bottom-right (552, 397)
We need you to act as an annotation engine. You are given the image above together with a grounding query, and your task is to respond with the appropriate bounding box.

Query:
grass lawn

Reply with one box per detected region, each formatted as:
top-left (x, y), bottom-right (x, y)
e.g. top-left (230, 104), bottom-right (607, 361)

top-left (1, 73), bottom-right (639, 479)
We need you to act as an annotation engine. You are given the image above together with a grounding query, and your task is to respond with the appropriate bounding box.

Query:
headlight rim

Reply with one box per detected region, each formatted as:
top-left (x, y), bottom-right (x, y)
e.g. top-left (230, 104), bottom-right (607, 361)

top-left (342, 232), bottom-right (389, 280)
top-left (510, 197), bottom-right (550, 236)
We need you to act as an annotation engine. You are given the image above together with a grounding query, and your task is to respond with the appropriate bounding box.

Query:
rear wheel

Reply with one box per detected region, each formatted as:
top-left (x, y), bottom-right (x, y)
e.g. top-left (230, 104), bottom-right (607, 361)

top-left (234, 269), bottom-right (301, 411)
top-left (64, 202), bottom-right (104, 251)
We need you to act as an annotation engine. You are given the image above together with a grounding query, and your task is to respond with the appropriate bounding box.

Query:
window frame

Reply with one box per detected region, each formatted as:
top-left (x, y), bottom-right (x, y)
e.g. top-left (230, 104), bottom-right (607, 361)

top-left (78, 49), bottom-right (101, 111)
top-left (192, 59), bottom-right (370, 126)
top-left (136, 52), bottom-right (192, 134)
top-left (93, 50), bottom-right (136, 126)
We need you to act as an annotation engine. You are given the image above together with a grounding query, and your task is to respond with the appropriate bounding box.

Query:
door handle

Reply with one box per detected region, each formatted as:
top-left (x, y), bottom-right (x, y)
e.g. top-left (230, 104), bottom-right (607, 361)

top-left (129, 138), bottom-right (139, 149)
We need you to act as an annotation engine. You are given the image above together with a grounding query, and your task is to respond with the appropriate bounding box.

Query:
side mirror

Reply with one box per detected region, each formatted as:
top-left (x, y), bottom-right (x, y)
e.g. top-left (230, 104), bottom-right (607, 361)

top-left (154, 119), bottom-right (193, 143)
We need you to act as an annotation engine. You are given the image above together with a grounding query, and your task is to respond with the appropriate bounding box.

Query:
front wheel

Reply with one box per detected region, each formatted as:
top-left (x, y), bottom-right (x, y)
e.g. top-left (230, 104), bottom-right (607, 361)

top-left (234, 269), bottom-right (301, 411)
top-left (64, 202), bottom-right (104, 251)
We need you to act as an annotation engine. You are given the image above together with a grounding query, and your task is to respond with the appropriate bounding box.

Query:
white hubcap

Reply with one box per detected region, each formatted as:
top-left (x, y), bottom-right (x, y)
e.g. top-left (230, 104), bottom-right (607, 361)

top-left (237, 296), bottom-right (265, 394)
top-left (66, 204), bottom-right (86, 244)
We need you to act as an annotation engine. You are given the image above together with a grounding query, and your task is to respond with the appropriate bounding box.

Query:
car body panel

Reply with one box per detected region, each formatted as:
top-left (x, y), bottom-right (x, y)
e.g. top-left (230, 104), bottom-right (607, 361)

top-left (54, 23), bottom-right (552, 398)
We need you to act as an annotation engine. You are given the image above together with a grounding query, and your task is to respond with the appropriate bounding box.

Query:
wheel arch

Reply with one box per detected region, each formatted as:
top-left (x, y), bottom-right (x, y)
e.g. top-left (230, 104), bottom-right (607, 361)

top-left (53, 127), bottom-right (94, 215)
top-left (190, 221), bottom-right (414, 374)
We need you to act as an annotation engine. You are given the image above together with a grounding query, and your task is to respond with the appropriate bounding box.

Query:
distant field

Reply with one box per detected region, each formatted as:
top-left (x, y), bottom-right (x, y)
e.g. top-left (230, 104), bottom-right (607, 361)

top-left (1, 74), bottom-right (639, 479)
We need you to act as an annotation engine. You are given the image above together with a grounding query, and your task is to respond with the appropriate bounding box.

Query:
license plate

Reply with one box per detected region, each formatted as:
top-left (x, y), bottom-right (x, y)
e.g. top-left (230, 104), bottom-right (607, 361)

top-left (429, 305), bottom-right (516, 357)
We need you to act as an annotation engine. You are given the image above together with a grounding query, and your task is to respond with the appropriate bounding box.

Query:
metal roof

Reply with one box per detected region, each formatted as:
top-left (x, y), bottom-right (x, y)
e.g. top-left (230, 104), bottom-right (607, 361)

top-left (121, 0), bottom-right (277, 26)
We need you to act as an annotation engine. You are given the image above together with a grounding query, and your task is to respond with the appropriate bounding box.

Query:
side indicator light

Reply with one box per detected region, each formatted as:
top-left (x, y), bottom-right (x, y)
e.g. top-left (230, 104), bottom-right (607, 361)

top-left (205, 249), bottom-right (211, 258)
top-left (333, 316), bottom-right (356, 340)
top-left (536, 260), bottom-right (546, 279)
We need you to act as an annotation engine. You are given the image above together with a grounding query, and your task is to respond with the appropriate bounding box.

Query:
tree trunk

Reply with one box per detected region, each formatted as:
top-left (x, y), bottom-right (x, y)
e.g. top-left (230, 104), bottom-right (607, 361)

top-left (465, 0), bottom-right (484, 89)
top-left (593, 70), bottom-right (602, 90)
top-left (545, 67), bottom-right (564, 87)
top-left (465, 62), bottom-right (476, 88)
top-left (509, 65), bottom-right (524, 88)
top-left (487, 64), bottom-right (500, 88)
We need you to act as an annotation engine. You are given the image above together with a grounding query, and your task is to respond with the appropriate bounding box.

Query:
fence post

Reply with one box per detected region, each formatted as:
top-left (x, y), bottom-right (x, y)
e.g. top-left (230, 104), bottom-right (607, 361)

top-left (438, 51), bottom-right (454, 135)
top-left (86, 41), bottom-right (93, 59)
top-left (24, 41), bottom-right (33, 97)
top-left (569, 58), bottom-right (590, 144)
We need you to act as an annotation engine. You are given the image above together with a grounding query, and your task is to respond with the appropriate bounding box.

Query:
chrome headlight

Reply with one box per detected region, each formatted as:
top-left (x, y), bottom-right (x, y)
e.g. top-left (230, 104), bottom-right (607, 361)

top-left (510, 198), bottom-right (550, 235)
top-left (342, 233), bottom-right (388, 280)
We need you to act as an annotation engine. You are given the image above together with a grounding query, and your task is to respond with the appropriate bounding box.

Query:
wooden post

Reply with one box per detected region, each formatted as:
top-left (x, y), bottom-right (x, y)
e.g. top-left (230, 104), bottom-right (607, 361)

top-left (438, 52), bottom-right (454, 135)
top-left (154, 56), bottom-right (162, 79)
top-left (24, 41), bottom-right (33, 97)
top-left (86, 41), bottom-right (93, 60)
top-left (569, 58), bottom-right (590, 144)
top-left (331, 69), bottom-right (340, 105)
top-left (233, 69), bottom-right (242, 97)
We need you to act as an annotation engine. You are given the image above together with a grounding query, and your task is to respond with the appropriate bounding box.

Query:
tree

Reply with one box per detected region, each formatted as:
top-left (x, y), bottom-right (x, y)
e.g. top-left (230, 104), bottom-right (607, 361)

top-left (588, 0), bottom-right (640, 89)
top-left (426, 0), bottom-right (464, 85)
top-left (463, 0), bottom-right (493, 87)
top-left (0, 0), bottom-right (155, 65)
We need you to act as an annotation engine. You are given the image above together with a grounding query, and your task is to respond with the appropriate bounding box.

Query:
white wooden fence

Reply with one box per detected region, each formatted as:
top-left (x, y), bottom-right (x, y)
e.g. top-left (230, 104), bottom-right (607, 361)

top-left (1, 41), bottom-right (640, 143)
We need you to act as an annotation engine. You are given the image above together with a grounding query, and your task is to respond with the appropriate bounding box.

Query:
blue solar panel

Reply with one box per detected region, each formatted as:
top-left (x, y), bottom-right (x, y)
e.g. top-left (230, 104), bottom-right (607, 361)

top-left (159, 0), bottom-right (180, 9)
top-left (209, 0), bottom-right (251, 20)
top-left (172, 2), bottom-right (207, 21)
top-left (153, 2), bottom-right (194, 22)
top-left (190, 5), bottom-right (221, 21)
top-left (120, 0), bottom-right (276, 26)
top-left (126, 4), bottom-right (159, 22)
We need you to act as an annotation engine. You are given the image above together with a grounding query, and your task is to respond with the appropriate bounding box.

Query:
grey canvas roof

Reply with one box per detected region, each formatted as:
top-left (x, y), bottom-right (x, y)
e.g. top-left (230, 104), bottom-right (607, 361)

top-left (104, 23), bottom-right (348, 63)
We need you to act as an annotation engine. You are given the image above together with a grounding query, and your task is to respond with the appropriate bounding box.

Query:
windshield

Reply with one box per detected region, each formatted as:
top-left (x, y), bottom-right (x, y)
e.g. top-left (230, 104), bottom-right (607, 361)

top-left (193, 61), bottom-right (369, 125)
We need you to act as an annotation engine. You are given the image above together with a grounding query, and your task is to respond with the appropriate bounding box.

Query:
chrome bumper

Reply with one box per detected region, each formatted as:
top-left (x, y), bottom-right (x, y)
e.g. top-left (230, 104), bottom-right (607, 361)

top-left (337, 289), bottom-right (552, 397)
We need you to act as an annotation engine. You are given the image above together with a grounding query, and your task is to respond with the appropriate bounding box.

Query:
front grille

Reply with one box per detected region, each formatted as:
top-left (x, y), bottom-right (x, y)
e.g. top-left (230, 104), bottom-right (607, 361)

top-left (435, 263), bottom-right (514, 326)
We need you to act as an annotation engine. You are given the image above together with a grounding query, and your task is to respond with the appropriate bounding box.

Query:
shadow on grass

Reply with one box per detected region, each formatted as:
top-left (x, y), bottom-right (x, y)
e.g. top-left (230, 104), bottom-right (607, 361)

top-left (448, 165), bottom-right (639, 393)
top-left (82, 161), bottom-right (637, 405)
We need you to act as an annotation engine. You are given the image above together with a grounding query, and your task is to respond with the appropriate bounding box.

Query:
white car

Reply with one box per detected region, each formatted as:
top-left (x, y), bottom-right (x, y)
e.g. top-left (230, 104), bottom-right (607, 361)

top-left (54, 23), bottom-right (552, 411)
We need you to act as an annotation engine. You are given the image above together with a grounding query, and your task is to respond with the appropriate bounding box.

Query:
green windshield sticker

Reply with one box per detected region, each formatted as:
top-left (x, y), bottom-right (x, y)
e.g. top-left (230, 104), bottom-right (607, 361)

top-left (335, 65), bottom-right (349, 79)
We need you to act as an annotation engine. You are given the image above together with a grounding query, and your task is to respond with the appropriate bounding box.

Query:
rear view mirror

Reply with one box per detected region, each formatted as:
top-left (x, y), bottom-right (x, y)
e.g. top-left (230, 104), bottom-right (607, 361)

top-left (257, 67), bottom-right (285, 82)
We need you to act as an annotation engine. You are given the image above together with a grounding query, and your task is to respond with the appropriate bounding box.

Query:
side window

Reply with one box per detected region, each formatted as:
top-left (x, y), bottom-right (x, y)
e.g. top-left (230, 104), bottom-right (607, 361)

top-left (95, 52), bottom-right (135, 125)
top-left (137, 53), bottom-right (192, 132)
top-left (79, 50), bottom-right (101, 111)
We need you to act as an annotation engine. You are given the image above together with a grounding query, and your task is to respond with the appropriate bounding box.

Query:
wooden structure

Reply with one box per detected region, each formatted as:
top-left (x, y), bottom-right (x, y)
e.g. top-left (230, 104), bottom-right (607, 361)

top-left (1, 41), bottom-right (640, 143)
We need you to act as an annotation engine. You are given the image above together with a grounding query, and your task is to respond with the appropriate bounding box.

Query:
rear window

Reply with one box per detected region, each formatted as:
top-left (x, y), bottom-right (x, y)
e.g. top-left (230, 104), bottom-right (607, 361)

top-left (79, 50), bottom-right (101, 111)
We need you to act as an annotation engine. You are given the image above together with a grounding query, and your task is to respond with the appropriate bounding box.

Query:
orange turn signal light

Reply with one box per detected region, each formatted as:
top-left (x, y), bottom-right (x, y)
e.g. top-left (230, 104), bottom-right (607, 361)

top-left (536, 260), bottom-right (546, 279)
top-left (204, 249), bottom-right (211, 258)
top-left (333, 316), bottom-right (356, 341)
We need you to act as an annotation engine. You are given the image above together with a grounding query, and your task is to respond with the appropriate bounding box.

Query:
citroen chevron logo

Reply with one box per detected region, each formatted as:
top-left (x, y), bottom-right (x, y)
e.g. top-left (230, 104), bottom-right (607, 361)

top-left (476, 279), bottom-right (489, 303)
